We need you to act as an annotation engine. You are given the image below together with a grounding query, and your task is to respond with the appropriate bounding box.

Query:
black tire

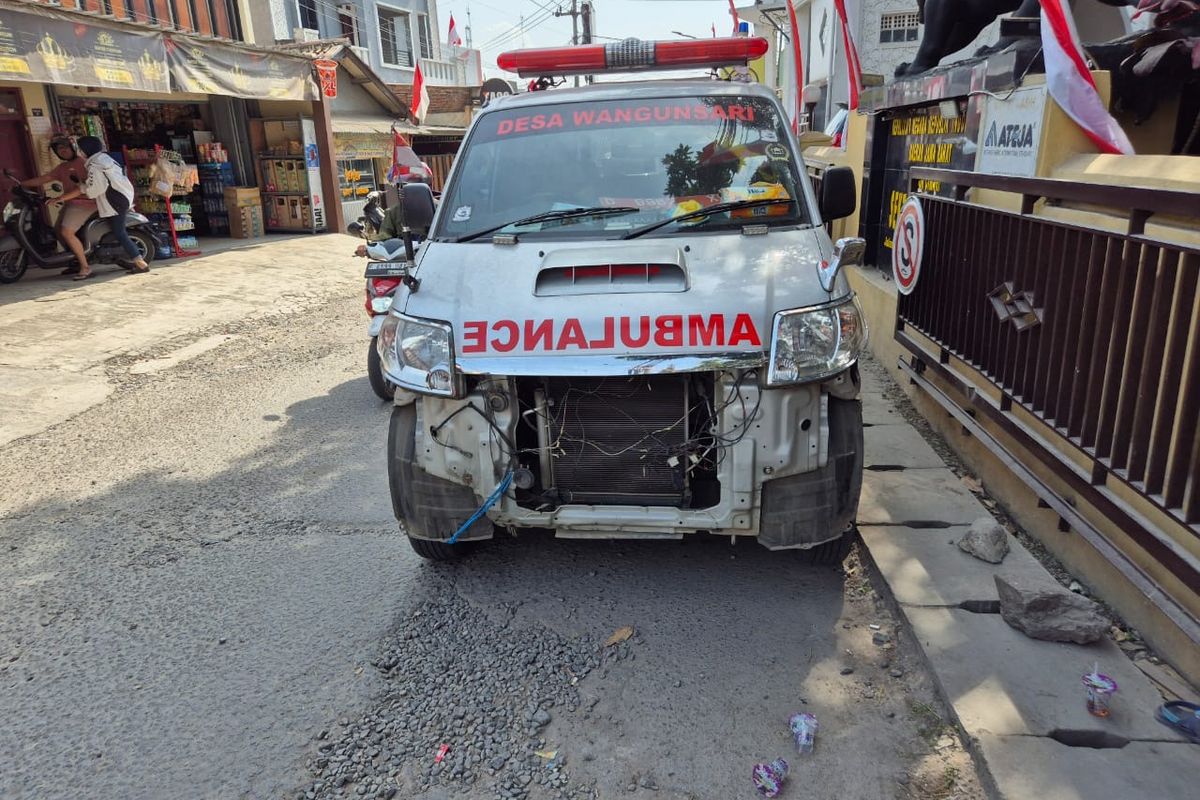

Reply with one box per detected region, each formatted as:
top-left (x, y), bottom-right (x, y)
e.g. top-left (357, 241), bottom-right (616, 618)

top-left (407, 536), bottom-right (465, 561)
top-left (759, 396), bottom-right (863, 559)
top-left (367, 338), bottom-right (395, 401)
top-left (389, 403), bottom-right (492, 560)
top-left (114, 230), bottom-right (157, 268)
top-left (803, 525), bottom-right (858, 566)
top-left (0, 249), bottom-right (27, 284)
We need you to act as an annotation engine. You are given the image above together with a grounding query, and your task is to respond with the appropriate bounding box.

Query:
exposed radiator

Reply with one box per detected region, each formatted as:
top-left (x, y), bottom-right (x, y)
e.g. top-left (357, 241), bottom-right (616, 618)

top-left (544, 376), bottom-right (689, 506)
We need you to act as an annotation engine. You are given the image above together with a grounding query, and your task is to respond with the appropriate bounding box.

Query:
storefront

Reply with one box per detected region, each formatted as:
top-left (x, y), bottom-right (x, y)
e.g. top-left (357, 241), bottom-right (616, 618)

top-left (280, 43), bottom-right (409, 229)
top-left (0, 1), bottom-right (321, 258)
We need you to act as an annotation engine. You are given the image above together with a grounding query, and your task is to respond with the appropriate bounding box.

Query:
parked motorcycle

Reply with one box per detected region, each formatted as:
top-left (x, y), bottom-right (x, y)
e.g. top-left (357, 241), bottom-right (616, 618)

top-left (357, 239), bottom-right (416, 401)
top-left (345, 190), bottom-right (385, 240)
top-left (0, 168), bottom-right (160, 284)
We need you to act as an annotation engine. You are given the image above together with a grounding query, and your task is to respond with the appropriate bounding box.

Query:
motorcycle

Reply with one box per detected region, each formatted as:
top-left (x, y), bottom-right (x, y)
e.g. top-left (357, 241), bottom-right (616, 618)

top-left (345, 189), bottom-right (385, 240)
top-left (348, 184), bottom-right (431, 401)
top-left (0, 168), bottom-right (160, 284)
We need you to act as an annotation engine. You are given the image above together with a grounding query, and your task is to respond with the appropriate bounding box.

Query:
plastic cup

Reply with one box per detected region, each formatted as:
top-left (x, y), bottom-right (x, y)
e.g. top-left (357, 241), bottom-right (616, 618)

top-left (1082, 672), bottom-right (1117, 717)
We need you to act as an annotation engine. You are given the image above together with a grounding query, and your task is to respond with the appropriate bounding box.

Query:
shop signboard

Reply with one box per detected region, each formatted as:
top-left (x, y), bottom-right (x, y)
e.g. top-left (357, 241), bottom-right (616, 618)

top-left (166, 37), bottom-right (317, 101)
top-left (976, 85), bottom-right (1046, 177)
top-left (0, 5), bottom-right (169, 93)
top-left (301, 118), bottom-right (327, 232)
top-left (872, 98), bottom-right (981, 267)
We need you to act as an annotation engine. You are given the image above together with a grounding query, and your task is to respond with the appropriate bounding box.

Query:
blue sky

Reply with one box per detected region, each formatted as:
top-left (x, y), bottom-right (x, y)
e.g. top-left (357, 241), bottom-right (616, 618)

top-left (440, 1), bottom-right (746, 77)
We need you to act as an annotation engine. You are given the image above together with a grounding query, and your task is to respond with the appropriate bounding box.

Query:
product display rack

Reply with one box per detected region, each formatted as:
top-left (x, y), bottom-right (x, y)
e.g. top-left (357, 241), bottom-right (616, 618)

top-left (258, 155), bottom-right (322, 234)
top-left (198, 162), bottom-right (234, 236)
top-left (124, 144), bottom-right (200, 258)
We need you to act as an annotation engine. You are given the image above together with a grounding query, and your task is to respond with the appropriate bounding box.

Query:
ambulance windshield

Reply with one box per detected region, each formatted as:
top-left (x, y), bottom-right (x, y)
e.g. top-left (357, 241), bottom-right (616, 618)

top-left (437, 94), bottom-right (810, 241)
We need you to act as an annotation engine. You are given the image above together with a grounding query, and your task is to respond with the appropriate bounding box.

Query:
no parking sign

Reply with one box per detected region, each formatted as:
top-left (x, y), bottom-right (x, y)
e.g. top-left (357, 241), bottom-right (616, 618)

top-left (892, 197), bottom-right (925, 295)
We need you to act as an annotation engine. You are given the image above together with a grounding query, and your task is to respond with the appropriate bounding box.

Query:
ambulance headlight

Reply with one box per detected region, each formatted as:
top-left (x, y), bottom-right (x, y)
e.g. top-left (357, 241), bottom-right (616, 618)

top-left (378, 313), bottom-right (461, 397)
top-left (767, 297), bottom-right (867, 386)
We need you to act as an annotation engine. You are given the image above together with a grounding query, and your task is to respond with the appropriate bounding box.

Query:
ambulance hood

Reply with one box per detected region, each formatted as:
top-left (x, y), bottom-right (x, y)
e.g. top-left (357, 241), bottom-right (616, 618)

top-left (401, 227), bottom-right (842, 377)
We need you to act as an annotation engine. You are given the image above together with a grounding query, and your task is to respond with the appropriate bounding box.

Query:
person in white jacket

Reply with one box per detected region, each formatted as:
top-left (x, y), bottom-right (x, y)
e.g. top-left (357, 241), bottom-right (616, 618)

top-left (56, 135), bottom-right (149, 280)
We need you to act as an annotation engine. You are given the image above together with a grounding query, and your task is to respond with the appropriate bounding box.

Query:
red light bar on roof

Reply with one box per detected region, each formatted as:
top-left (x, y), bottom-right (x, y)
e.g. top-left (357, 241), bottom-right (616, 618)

top-left (497, 36), bottom-right (769, 78)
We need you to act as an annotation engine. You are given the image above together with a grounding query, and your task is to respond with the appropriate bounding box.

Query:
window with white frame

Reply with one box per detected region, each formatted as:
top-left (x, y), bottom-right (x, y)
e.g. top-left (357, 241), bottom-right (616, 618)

top-left (416, 13), bottom-right (434, 60)
top-left (879, 12), bottom-right (920, 44)
top-left (337, 3), bottom-right (360, 46)
top-left (379, 6), bottom-right (414, 67)
top-left (297, 0), bottom-right (320, 32)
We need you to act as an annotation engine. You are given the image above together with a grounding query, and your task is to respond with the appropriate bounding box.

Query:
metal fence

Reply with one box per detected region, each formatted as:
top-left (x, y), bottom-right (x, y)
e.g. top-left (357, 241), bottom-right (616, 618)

top-left (895, 167), bottom-right (1200, 644)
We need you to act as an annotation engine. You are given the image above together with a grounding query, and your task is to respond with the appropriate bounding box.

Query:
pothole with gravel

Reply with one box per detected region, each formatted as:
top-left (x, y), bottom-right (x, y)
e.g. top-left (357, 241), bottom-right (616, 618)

top-left (294, 575), bottom-right (634, 800)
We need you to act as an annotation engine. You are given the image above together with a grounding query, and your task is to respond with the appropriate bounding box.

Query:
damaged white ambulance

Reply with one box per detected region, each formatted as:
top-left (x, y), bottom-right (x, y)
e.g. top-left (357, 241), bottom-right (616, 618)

top-left (377, 37), bottom-right (867, 561)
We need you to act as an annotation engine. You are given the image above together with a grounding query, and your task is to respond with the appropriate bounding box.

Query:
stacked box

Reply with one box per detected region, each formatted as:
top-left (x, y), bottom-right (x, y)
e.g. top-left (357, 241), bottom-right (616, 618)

top-left (223, 187), bottom-right (261, 208)
top-left (230, 206), bottom-right (264, 239)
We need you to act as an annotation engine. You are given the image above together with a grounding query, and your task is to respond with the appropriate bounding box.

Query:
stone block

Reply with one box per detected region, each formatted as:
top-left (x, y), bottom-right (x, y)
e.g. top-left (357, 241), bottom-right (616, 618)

top-left (859, 525), bottom-right (1048, 607)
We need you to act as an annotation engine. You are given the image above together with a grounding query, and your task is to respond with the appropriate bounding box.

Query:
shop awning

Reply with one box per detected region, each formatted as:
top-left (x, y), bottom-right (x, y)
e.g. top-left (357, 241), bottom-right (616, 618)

top-left (166, 36), bottom-right (316, 101)
top-left (332, 115), bottom-right (402, 135)
top-left (0, 3), bottom-right (170, 93)
top-left (0, 2), bottom-right (315, 101)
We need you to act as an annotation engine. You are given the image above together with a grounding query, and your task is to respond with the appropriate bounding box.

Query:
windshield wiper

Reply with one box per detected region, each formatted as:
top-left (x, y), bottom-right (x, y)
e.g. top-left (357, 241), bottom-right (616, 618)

top-left (451, 206), bottom-right (640, 243)
top-left (621, 198), bottom-right (796, 240)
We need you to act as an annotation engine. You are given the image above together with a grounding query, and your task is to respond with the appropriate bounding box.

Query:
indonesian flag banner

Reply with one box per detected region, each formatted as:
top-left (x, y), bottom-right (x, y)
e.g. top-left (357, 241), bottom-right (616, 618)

top-left (832, 0), bottom-right (863, 110)
top-left (448, 14), bottom-right (463, 47)
top-left (727, 0), bottom-right (740, 34)
top-left (1039, 0), bottom-right (1134, 154)
top-left (785, 0), bottom-right (805, 134)
top-left (410, 61), bottom-right (431, 125)
top-left (386, 131), bottom-right (411, 183)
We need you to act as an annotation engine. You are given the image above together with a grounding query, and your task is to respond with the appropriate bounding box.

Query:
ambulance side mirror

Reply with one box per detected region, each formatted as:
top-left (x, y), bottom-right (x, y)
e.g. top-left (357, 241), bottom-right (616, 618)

top-left (819, 166), bottom-right (856, 221)
top-left (401, 183), bottom-right (436, 235)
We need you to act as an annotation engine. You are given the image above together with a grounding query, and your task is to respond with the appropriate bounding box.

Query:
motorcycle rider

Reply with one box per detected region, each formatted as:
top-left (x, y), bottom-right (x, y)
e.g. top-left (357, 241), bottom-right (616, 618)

top-left (56, 136), bottom-right (148, 280)
top-left (19, 134), bottom-right (96, 276)
top-left (353, 166), bottom-right (433, 257)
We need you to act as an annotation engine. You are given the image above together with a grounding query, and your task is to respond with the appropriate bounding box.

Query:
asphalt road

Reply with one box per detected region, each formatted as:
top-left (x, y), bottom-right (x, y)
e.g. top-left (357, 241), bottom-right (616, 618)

top-left (0, 290), bottom-right (979, 800)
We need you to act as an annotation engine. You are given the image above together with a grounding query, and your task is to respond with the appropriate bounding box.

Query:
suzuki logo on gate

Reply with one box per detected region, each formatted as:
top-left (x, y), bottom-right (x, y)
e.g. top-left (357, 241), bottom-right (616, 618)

top-left (461, 314), bottom-right (763, 354)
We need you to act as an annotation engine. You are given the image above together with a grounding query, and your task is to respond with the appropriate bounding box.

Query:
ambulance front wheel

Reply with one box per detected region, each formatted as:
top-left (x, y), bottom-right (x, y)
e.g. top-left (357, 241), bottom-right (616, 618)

top-left (389, 403), bottom-right (490, 561)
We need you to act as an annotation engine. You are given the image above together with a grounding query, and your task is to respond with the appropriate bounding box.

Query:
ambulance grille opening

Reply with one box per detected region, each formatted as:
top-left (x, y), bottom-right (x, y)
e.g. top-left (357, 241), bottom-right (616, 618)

top-left (514, 374), bottom-right (721, 509)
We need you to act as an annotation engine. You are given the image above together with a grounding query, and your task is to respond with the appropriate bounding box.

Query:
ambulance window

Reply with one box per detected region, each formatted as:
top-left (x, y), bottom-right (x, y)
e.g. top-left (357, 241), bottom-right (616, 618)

top-left (437, 95), bottom-right (810, 241)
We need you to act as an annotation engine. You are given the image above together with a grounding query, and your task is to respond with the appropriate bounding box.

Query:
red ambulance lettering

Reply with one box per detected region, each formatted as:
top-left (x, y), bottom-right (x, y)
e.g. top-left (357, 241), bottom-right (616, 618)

top-left (524, 319), bottom-right (554, 351)
top-left (461, 315), bottom-right (762, 353)
top-left (728, 313), bottom-right (762, 347)
top-left (688, 314), bottom-right (724, 347)
top-left (462, 320), bottom-right (487, 353)
top-left (654, 315), bottom-right (684, 347)
top-left (589, 317), bottom-right (616, 349)
top-left (621, 316), bottom-right (651, 348)
top-left (556, 318), bottom-right (588, 350)
top-left (490, 320), bottom-right (519, 352)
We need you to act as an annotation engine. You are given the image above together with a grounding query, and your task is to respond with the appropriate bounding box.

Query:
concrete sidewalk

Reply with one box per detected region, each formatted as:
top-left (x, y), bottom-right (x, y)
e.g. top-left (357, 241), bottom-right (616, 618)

top-left (855, 358), bottom-right (1198, 798)
top-left (0, 233), bottom-right (362, 447)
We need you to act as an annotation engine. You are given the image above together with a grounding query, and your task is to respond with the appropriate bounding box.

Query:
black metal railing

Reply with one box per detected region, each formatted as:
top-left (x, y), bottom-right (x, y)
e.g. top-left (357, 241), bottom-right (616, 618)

top-left (895, 167), bottom-right (1199, 641)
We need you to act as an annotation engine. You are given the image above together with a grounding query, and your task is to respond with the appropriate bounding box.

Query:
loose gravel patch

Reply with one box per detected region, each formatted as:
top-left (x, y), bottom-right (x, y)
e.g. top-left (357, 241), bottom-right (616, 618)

top-left (297, 578), bottom-right (637, 800)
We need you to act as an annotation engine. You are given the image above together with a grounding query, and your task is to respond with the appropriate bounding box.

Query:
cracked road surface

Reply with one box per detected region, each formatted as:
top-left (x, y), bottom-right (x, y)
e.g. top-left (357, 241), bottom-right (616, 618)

top-left (0, 288), bottom-right (980, 799)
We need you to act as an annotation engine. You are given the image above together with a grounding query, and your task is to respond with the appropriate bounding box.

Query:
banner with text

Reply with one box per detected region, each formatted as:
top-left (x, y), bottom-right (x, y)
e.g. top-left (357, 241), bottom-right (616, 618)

top-left (0, 5), bottom-right (169, 93)
top-left (167, 36), bottom-right (316, 101)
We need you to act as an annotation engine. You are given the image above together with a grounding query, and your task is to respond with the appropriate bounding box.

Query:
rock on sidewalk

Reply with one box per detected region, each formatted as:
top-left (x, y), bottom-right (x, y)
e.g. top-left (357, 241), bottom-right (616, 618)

top-left (994, 576), bottom-right (1107, 644)
top-left (958, 518), bottom-right (1009, 563)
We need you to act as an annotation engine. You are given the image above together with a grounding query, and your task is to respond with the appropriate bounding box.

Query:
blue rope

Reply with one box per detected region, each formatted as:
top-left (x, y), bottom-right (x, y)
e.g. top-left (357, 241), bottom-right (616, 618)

top-left (447, 471), bottom-right (513, 544)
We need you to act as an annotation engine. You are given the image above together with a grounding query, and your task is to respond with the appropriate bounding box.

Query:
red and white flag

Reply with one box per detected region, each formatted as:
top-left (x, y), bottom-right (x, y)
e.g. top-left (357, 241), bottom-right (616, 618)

top-left (1039, 0), bottom-right (1133, 154)
top-left (727, 0), bottom-right (740, 34)
top-left (410, 61), bottom-right (430, 125)
top-left (785, 0), bottom-right (805, 134)
top-left (447, 14), bottom-right (463, 47)
top-left (832, 0), bottom-right (863, 110)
